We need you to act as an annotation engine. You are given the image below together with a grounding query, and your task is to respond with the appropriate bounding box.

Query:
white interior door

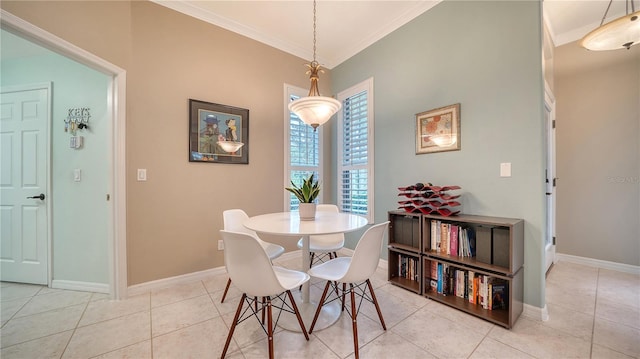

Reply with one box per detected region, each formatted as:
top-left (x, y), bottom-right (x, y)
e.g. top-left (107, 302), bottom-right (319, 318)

top-left (544, 84), bottom-right (556, 273)
top-left (0, 84), bottom-right (50, 285)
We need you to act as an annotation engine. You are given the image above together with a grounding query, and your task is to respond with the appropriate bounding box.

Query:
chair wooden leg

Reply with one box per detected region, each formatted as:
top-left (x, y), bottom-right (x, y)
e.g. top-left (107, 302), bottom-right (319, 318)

top-left (261, 296), bottom-right (266, 324)
top-left (221, 293), bottom-right (245, 358)
top-left (366, 279), bottom-right (386, 330)
top-left (266, 296), bottom-right (274, 359)
top-left (286, 290), bottom-right (309, 340)
top-left (350, 283), bottom-right (359, 359)
top-left (221, 278), bottom-right (232, 303)
top-left (309, 281), bottom-right (331, 334)
top-left (310, 252), bottom-right (315, 268)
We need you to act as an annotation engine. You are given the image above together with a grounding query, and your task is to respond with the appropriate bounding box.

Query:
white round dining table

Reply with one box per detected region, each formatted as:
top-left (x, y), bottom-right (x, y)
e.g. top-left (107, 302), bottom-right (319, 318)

top-left (244, 210), bottom-right (368, 331)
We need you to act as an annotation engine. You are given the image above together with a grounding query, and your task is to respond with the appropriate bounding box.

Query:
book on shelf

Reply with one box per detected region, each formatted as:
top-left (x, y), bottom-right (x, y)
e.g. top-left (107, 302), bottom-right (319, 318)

top-left (468, 270), bottom-right (476, 304)
top-left (440, 222), bottom-right (449, 255)
top-left (450, 224), bottom-right (459, 257)
top-left (491, 280), bottom-right (508, 310)
top-left (437, 262), bottom-right (443, 294)
top-left (431, 220), bottom-right (438, 251)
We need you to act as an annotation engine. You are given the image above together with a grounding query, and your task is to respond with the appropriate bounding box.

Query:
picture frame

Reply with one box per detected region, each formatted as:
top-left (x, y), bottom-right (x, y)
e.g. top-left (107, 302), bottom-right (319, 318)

top-left (415, 103), bottom-right (460, 154)
top-left (189, 99), bottom-right (249, 164)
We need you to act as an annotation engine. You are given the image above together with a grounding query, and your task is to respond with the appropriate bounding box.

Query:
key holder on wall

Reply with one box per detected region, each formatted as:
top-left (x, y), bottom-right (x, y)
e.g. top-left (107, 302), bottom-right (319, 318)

top-left (64, 107), bottom-right (90, 149)
top-left (64, 107), bottom-right (90, 135)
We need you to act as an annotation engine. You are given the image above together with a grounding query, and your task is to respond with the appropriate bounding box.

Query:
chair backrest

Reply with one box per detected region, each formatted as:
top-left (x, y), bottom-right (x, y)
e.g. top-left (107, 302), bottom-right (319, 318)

top-left (223, 209), bottom-right (257, 237)
top-left (341, 221), bottom-right (390, 283)
top-left (220, 230), bottom-right (285, 297)
top-left (309, 204), bottom-right (344, 242)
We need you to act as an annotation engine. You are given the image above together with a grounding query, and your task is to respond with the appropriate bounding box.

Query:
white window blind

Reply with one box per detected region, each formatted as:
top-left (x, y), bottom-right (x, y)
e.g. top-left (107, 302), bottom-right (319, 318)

top-left (338, 78), bottom-right (374, 223)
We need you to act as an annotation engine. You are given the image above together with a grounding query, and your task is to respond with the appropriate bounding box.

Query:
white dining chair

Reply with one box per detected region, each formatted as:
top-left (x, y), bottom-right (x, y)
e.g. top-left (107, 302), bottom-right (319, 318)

top-left (307, 221), bottom-right (390, 359)
top-left (296, 204), bottom-right (345, 267)
top-left (220, 209), bottom-right (285, 303)
top-left (219, 230), bottom-right (309, 359)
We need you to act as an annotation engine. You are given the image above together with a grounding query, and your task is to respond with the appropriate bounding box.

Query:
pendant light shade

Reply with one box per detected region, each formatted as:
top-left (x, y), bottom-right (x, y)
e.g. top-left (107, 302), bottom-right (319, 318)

top-left (288, 0), bottom-right (341, 130)
top-left (218, 140), bottom-right (244, 153)
top-left (581, 0), bottom-right (640, 51)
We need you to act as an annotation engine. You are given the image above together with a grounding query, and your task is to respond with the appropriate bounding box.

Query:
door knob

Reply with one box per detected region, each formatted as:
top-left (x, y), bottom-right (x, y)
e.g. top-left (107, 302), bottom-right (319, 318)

top-left (27, 193), bottom-right (45, 200)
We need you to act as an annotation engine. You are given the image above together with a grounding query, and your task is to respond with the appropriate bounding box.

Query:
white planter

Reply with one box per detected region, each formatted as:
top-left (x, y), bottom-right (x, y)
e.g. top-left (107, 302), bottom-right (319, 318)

top-left (298, 203), bottom-right (317, 221)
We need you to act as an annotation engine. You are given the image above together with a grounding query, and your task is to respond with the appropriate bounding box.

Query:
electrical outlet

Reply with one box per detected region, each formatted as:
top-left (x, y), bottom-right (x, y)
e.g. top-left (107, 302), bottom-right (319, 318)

top-left (218, 240), bottom-right (224, 250)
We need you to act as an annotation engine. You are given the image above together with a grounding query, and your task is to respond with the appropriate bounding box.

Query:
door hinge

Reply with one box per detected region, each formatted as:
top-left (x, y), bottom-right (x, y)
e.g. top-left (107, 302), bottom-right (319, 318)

top-left (553, 236), bottom-right (556, 245)
top-left (552, 120), bottom-right (556, 129)
top-left (106, 194), bottom-right (110, 201)
top-left (553, 178), bottom-right (557, 187)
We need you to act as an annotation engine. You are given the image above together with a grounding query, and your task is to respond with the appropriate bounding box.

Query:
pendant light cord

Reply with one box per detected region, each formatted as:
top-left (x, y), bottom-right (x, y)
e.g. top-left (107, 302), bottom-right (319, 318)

top-left (601, 0), bottom-right (638, 26)
top-left (312, 0), bottom-right (317, 65)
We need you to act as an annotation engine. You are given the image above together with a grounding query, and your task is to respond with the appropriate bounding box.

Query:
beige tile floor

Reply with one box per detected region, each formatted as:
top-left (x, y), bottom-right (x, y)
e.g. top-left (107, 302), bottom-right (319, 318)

top-left (1, 257), bottom-right (639, 358)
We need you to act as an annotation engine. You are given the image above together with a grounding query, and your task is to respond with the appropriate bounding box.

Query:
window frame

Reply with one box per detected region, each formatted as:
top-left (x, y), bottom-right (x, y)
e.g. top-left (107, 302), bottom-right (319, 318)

top-left (283, 83), bottom-right (324, 212)
top-left (337, 77), bottom-right (374, 223)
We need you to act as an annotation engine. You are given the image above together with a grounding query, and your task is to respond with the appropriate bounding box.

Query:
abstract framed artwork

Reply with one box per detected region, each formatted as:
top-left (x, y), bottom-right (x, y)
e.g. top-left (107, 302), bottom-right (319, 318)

top-left (415, 103), bottom-right (460, 154)
top-left (188, 99), bottom-right (249, 164)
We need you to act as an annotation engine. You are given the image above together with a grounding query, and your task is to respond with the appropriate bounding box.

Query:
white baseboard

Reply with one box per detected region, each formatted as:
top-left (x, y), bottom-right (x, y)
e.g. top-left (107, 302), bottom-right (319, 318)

top-left (127, 267), bottom-right (227, 297)
top-left (556, 253), bottom-right (640, 275)
top-left (51, 280), bottom-right (109, 294)
top-left (126, 249), bottom-right (390, 299)
top-left (523, 303), bottom-right (549, 322)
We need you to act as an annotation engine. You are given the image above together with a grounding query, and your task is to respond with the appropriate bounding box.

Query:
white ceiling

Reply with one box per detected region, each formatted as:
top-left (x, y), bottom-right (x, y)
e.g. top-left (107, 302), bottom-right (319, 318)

top-left (152, 0), bottom-right (441, 69)
top-left (543, 0), bottom-right (635, 47)
top-left (152, 0), bottom-right (637, 69)
top-left (2, 1), bottom-right (635, 63)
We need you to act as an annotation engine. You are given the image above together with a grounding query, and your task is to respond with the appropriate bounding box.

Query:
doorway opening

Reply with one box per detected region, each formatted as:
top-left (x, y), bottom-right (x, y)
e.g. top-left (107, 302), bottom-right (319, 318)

top-left (1, 10), bottom-right (127, 299)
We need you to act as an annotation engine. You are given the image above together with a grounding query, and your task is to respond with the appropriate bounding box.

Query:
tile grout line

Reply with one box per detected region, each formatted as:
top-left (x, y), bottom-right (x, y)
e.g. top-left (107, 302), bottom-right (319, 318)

top-left (590, 268), bottom-right (599, 359)
top-left (59, 290), bottom-right (94, 358)
top-left (149, 291), bottom-right (154, 359)
top-left (0, 287), bottom-right (40, 330)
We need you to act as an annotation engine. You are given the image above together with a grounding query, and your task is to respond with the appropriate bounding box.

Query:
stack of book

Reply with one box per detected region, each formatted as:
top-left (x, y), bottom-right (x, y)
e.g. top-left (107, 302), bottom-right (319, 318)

top-left (429, 220), bottom-right (475, 257)
top-left (425, 260), bottom-right (508, 310)
top-left (396, 254), bottom-right (419, 282)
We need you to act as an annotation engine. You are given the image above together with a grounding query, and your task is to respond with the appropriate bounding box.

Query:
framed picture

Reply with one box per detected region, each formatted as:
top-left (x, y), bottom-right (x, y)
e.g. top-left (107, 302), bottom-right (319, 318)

top-left (189, 99), bottom-right (249, 164)
top-left (415, 103), bottom-right (460, 154)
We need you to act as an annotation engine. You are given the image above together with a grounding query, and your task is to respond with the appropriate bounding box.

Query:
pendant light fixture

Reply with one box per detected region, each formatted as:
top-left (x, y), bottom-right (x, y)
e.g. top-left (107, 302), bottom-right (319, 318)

top-left (288, 0), bottom-right (341, 131)
top-left (218, 140), bottom-right (244, 153)
top-left (581, 0), bottom-right (640, 51)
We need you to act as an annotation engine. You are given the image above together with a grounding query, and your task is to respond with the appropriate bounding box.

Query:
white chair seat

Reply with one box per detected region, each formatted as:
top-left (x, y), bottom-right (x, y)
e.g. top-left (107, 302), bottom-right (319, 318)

top-left (264, 242), bottom-right (285, 260)
top-left (274, 266), bottom-right (310, 289)
top-left (296, 236), bottom-right (344, 252)
top-left (308, 257), bottom-right (351, 282)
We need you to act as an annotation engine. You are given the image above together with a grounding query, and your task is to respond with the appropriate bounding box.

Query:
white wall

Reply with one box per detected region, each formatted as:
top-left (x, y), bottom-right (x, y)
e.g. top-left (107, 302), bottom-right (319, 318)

top-left (1, 29), bottom-right (110, 285)
top-left (555, 43), bottom-right (640, 266)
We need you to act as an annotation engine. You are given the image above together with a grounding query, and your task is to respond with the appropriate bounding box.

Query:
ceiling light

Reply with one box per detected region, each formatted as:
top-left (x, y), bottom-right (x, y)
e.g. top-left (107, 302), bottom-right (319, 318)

top-left (581, 0), bottom-right (640, 51)
top-left (288, 0), bottom-right (341, 131)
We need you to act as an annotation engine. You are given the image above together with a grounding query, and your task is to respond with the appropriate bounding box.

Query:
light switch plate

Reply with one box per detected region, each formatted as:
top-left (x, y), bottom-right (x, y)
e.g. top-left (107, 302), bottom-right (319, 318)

top-left (500, 162), bottom-right (511, 177)
top-left (73, 169), bottom-right (81, 182)
top-left (137, 169), bottom-right (147, 181)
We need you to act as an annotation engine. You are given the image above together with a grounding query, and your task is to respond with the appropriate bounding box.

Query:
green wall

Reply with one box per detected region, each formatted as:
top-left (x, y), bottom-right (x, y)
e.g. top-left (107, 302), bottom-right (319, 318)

top-left (1, 29), bottom-right (110, 286)
top-left (331, 1), bottom-right (546, 308)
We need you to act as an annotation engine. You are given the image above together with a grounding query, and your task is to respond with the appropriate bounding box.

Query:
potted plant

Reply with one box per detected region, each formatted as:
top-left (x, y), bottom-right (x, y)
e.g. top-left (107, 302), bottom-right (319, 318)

top-left (285, 173), bottom-right (320, 220)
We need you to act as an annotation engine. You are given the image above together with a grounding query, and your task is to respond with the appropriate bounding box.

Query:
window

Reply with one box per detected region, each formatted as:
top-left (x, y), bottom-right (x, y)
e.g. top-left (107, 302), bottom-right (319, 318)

top-left (284, 84), bottom-right (323, 211)
top-left (337, 78), bottom-right (374, 223)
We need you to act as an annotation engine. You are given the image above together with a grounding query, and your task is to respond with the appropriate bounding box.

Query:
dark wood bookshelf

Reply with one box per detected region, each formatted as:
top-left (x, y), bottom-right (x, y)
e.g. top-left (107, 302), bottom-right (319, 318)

top-left (387, 210), bottom-right (524, 329)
